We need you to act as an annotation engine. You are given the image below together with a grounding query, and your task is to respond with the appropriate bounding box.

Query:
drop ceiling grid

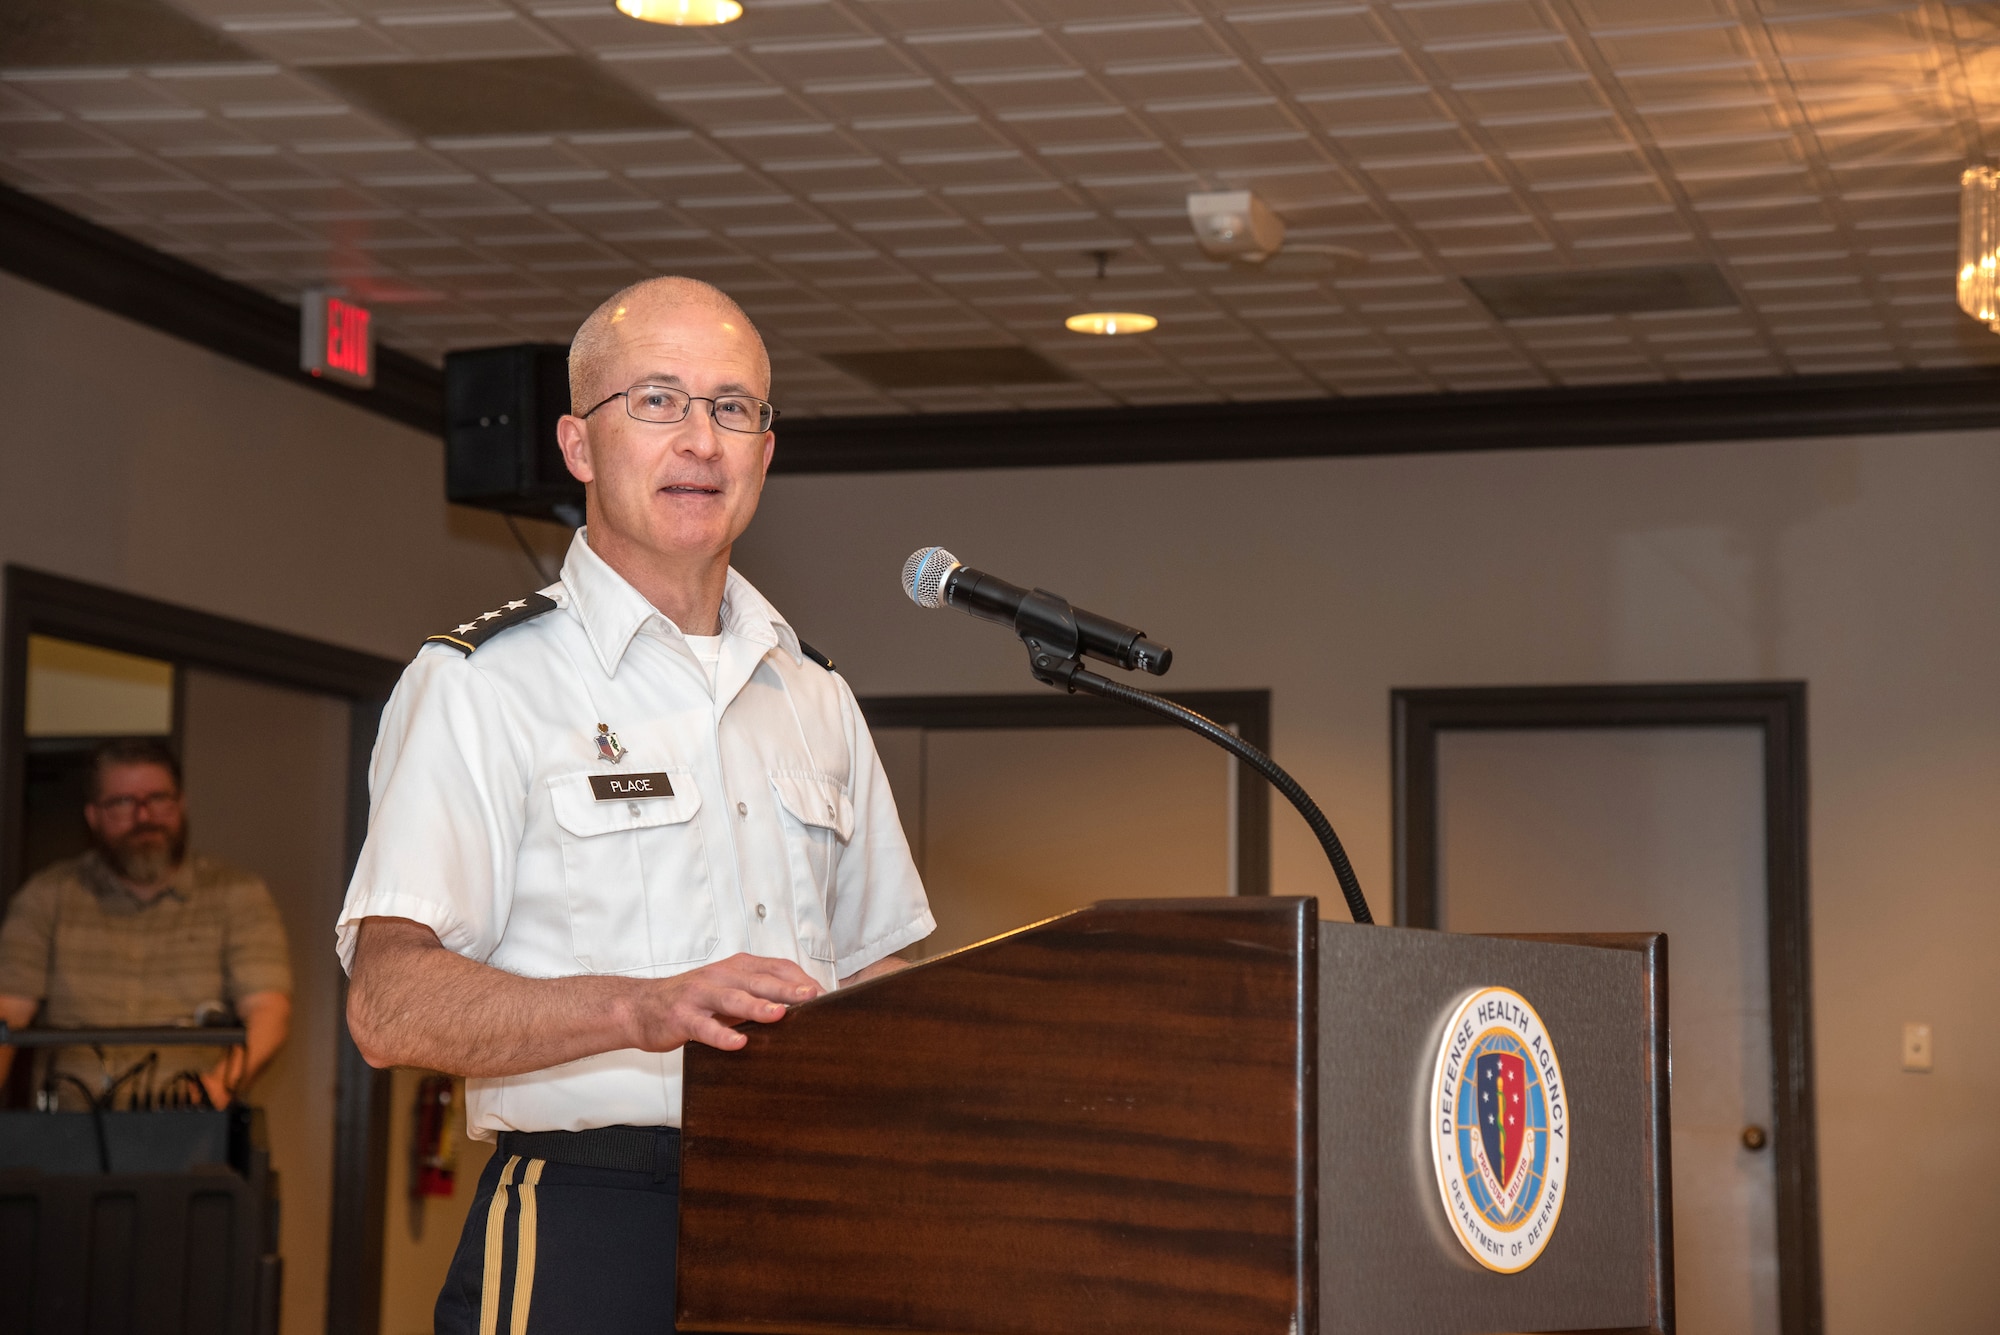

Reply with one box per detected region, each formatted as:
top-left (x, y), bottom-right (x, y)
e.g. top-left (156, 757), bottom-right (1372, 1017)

top-left (0, 0), bottom-right (1993, 415)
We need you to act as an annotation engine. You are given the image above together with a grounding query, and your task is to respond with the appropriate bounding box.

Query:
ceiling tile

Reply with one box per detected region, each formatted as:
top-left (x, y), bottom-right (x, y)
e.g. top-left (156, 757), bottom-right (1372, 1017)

top-left (1225, 7), bottom-right (1398, 55)
top-left (1060, 16), bottom-right (1232, 66)
top-left (1765, 9), bottom-right (1931, 61)
top-left (1300, 86), bottom-right (1455, 129)
top-left (803, 76), bottom-right (964, 120)
top-left (1097, 57), bottom-right (1262, 101)
top-left (952, 67), bottom-right (1109, 113)
top-left (1573, 0), bottom-right (1734, 29)
top-left (1592, 22), bottom-right (1752, 70)
top-left (748, 37), bottom-right (918, 85)
top-left (1657, 133), bottom-right (1801, 173)
top-left (1183, 132), bottom-right (1331, 172)
top-left (1481, 113), bottom-right (1631, 153)
top-left (218, 17), bottom-right (406, 63)
top-left (1262, 48), bottom-right (1428, 95)
top-left (1145, 95), bottom-right (1295, 140)
top-left (1458, 77), bottom-right (1607, 118)
top-left (1642, 101), bottom-right (1788, 139)
top-left (1616, 65), bottom-right (1772, 105)
top-left (1424, 36), bottom-right (1585, 82)
top-left (371, 12), bottom-right (563, 60)
top-left (902, 29), bottom-right (1076, 77)
top-left (1397, 1), bottom-right (1563, 45)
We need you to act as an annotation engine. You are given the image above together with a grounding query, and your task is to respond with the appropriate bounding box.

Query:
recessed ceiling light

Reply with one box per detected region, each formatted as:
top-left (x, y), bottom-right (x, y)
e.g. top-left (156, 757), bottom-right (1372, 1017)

top-left (615, 0), bottom-right (742, 25)
top-left (1065, 312), bottom-right (1158, 336)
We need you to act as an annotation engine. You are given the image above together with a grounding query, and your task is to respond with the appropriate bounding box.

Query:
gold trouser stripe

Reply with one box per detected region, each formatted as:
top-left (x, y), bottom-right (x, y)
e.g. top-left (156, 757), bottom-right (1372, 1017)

top-left (510, 1159), bottom-right (547, 1335)
top-left (479, 1155), bottom-right (522, 1335)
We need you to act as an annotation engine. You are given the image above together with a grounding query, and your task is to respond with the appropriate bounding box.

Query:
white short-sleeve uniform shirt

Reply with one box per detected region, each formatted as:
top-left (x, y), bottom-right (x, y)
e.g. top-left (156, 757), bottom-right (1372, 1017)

top-left (336, 531), bottom-right (934, 1138)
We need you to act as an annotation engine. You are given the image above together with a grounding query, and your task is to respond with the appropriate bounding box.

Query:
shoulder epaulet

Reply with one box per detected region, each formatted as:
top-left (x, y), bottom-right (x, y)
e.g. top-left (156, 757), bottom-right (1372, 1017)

top-left (797, 639), bottom-right (836, 673)
top-left (425, 593), bottom-right (558, 655)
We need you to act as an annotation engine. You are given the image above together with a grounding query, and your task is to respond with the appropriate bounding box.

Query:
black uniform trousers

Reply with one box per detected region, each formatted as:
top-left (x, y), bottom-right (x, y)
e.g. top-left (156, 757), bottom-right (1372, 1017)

top-left (435, 1125), bottom-right (681, 1335)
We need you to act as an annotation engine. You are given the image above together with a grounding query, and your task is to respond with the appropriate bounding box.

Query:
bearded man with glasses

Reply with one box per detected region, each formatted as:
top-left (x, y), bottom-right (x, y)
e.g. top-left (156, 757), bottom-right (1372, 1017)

top-left (0, 738), bottom-right (293, 1109)
top-left (338, 276), bottom-right (933, 1335)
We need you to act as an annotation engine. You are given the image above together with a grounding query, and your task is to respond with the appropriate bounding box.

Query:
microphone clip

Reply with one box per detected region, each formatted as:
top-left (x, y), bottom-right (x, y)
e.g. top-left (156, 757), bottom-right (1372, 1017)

top-left (1013, 587), bottom-right (1089, 691)
top-left (1024, 640), bottom-right (1086, 692)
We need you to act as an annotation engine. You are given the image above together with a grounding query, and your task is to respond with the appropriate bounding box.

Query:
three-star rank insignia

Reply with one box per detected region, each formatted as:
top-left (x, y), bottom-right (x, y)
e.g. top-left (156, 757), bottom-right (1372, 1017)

top-left (425, 593), bottom-right (558, 655)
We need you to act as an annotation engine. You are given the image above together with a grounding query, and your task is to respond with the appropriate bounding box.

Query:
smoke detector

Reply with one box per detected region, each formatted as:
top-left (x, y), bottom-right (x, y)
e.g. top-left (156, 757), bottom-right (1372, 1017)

top-left (1186, 189), bottom-right (1365, 273)
top-left (1188, 190), bottom-right (1286, 262)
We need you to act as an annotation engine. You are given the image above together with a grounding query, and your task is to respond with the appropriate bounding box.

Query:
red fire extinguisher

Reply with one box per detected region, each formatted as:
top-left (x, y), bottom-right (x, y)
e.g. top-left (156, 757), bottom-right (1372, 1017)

top-left (413, 1074), bottom-right (457, 1198)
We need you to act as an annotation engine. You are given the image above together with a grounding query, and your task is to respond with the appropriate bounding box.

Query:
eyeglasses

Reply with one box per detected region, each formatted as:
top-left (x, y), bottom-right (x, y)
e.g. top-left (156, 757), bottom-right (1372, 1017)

top-left (93, 791), bottom-right (181, 819)
top-left (580, 384), bottom-right (779, 433)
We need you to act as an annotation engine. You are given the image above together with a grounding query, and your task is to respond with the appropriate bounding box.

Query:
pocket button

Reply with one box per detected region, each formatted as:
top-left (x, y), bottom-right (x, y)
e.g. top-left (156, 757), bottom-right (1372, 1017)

top-left (737, 801), bottom-right (748, 817)
top-left (755, 903), bottom-right (768, 920)
top-left (628, 802), bottom-right (641, 816)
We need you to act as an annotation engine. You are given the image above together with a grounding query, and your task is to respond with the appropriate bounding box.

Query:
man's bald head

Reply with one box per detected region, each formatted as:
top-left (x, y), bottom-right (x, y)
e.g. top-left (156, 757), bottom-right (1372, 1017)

top-left (568, 277), bottom-right (771, 414)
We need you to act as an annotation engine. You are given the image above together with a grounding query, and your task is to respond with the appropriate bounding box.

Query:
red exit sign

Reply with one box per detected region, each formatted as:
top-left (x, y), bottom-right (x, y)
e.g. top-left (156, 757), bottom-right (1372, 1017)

top-left (300, 290), bottom-right (376, 388)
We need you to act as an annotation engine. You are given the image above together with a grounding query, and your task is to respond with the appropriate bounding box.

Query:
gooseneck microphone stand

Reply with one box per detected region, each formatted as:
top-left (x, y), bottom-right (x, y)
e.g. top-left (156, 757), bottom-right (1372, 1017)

top-left (1010, 589), bottom-right (1375, 926)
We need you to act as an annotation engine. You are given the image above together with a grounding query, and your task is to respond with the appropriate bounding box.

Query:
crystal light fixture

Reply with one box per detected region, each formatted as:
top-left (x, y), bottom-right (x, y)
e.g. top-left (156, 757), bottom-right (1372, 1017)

top-left (615, 0), bottom-right (742, 24)
top-left (1958, 166), bottom-right (2000, 331)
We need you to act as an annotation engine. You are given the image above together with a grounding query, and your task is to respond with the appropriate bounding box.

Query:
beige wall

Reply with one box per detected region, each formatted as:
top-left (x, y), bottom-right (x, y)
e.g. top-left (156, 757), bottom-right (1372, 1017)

top-left (733, 432), bottom-right (2000, 1335)
top-left (378, 1068), bottom-right (495, 1335)
top-left (180, 668), bottom-right (354, 1335)
top-left (0, 269), bottom-right (565, 661)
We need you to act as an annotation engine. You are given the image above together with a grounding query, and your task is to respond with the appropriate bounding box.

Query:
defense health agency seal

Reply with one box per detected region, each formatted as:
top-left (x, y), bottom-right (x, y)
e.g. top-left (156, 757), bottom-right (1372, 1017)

top-left (1428, 986), bottom-right (1570, 1273)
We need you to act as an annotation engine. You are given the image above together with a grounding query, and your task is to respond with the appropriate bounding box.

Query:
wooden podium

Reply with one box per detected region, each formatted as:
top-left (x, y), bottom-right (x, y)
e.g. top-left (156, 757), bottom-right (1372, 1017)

top-left (678, 898), bottom-right (1671, 1335)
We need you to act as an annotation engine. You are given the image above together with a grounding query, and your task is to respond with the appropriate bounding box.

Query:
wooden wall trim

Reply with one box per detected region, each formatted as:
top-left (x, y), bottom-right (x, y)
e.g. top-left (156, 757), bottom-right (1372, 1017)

top-left (767, 367), bottom-right (2000, 473)
top-left (1390, 680), bottom-right (1820, 1335)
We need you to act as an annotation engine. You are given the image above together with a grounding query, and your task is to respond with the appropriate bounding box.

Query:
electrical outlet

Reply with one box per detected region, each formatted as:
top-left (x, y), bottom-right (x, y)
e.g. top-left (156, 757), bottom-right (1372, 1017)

top-left (1902, 1021), bottom-right (1933, 1072)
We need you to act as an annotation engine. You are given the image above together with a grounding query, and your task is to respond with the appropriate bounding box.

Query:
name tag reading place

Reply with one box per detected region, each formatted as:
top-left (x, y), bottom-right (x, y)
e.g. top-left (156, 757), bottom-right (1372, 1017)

top-left (590, 773), bottom-right (675, 801)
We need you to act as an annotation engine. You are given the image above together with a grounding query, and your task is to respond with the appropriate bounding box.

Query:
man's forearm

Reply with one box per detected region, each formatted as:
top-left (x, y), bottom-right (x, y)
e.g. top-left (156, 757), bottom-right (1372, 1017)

top-left (348, 918), bottom-right (645, 1077)
top-left (346, 916), bottom-right (822, 1078)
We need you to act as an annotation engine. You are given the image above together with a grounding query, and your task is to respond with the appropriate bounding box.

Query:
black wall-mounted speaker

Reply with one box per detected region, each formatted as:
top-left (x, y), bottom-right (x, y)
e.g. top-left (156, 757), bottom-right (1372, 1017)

top-left (444, 343), bottom-right (583, 526)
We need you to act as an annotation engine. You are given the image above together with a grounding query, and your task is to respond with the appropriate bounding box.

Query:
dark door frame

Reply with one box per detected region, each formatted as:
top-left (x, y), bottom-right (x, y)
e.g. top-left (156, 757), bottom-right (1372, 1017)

top-left (857, 690), bottom-right (1272, 897)
top-left (1391, 681), bottom-right (1819, 1335)
top-left (2, 565), bottom-right (404, 1335)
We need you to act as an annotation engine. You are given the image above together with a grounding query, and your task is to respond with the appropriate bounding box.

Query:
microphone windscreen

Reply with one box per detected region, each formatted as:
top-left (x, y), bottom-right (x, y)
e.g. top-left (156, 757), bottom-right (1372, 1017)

top-left (902, 546), bottom-right (960, 609)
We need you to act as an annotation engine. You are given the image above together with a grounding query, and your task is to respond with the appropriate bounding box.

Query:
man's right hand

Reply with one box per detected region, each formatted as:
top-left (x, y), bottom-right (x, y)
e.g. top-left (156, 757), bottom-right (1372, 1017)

top-left (624, 954), bottom-right (822, 1053)
top-left (347, 916), bottom-right (826, 1077)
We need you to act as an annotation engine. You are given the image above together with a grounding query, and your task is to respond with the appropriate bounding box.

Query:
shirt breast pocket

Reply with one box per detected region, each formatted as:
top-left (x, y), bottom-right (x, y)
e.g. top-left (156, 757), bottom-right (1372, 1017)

top-left (548, 771), bottom-right (717, 973)
top-left (769, 770), bottom-right (853, 963)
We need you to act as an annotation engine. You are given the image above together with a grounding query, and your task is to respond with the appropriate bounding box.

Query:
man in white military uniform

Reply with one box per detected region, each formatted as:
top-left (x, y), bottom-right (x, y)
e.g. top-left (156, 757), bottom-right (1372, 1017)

top-left (338, 277), bottom-right (933, 1335)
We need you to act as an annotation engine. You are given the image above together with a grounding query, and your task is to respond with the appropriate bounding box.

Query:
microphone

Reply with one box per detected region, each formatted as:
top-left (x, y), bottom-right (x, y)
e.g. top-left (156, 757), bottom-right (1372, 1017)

top-left (902, 546), bottom-right (1172, 675)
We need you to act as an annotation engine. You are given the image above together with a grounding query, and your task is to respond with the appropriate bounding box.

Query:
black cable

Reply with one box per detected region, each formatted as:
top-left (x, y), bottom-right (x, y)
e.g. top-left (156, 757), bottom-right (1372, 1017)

top-left (1065, 667), bottom-right (1375, 925)
top-left (504, 514), bottom-right (556, 584)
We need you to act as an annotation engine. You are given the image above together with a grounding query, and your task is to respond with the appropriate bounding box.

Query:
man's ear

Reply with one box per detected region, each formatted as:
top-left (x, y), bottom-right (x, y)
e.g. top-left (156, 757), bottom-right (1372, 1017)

top-left (555, 415), bottom-right (595, 484)
top-left (760, 429), bottom-right (775, 479)
top-left (82, 803), bottom-right (104, 838)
